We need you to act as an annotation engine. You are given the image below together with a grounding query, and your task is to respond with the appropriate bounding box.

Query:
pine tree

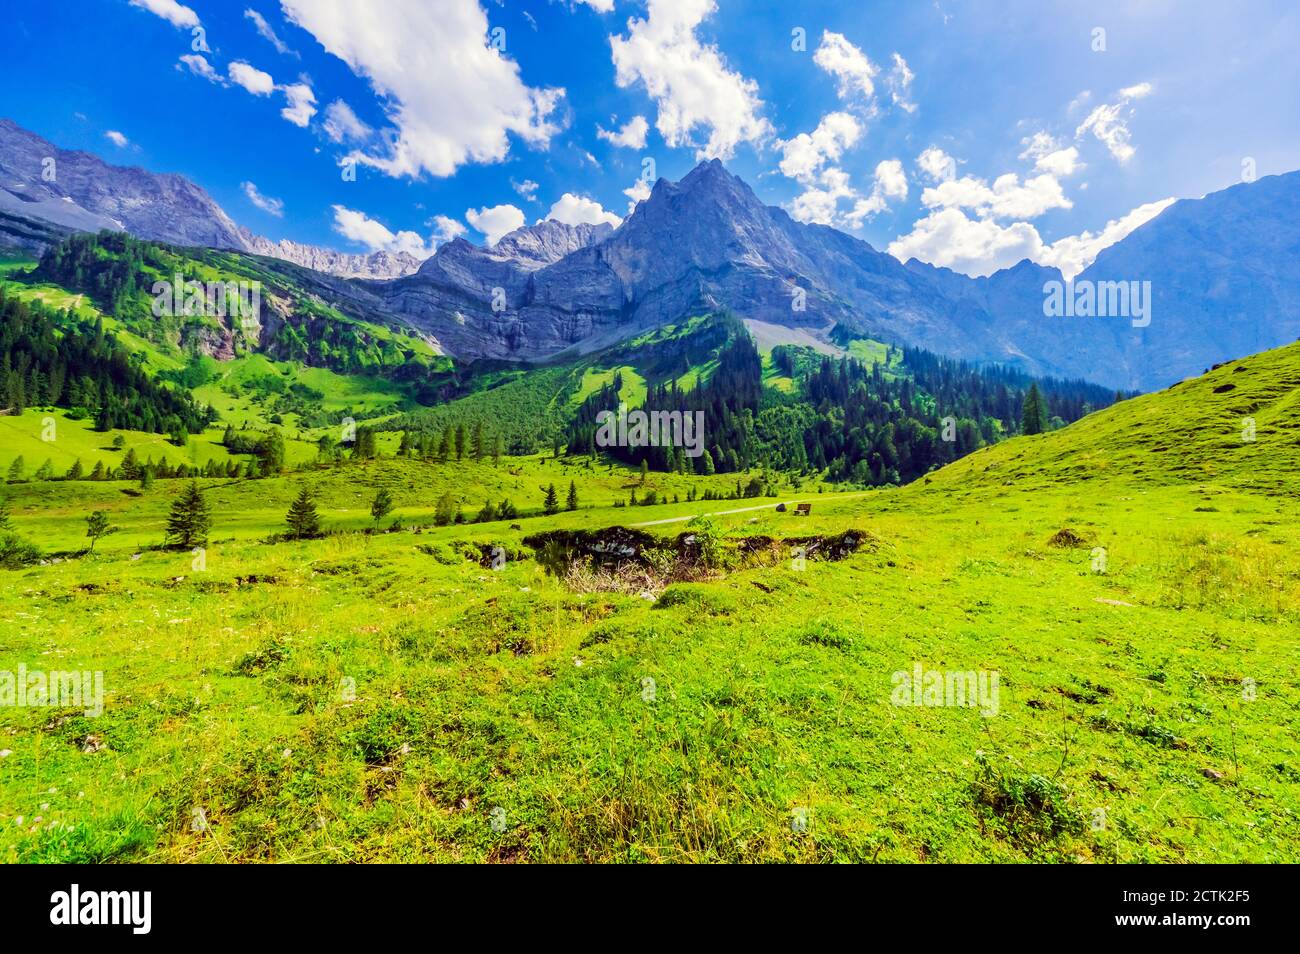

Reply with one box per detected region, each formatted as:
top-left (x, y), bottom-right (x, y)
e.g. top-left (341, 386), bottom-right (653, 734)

top-left (371, 488), bottom-right (394, 527)
top-left (6, 456), bottom-right (24, 483)
top-left (455, 424), bottom-right (466, 460)
top-left (565, 480), bottom-right (578, 511)
top-left (66, 458), bottom-right (84, 481)
top-left (543, 483), bottom-right (559, 515)
top-left (285, 488), bottom-right (321, 539)
top-left (1021, 383), bottom-right (1047, 435)
top-left (0, 495), bottom-right (11, 531)
top-left (164, 481), bottom-right (211, 549)
top-left (472, 421), bottom-right (485, 461)
top-left (34, 458), bottom-right (54, 481)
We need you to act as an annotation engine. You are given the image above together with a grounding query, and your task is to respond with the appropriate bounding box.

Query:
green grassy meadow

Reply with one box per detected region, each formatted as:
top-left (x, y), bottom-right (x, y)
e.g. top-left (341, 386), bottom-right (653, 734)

top-left (0, 342), bottom-right (1296, 863)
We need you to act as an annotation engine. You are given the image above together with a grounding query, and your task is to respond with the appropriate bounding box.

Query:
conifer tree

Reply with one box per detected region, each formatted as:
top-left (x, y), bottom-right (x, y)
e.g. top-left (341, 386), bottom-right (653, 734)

top-left (165, 481), bottom-right (211, 549)
top-left (285, 488), bottom-right (321, 539)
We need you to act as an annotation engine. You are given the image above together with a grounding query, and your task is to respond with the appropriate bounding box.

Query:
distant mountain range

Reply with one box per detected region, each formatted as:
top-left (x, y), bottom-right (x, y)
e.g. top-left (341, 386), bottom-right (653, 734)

top-left (0, 119), bottom-right (419, 280)
top-left (3, 118), bottom-right (1298, 391)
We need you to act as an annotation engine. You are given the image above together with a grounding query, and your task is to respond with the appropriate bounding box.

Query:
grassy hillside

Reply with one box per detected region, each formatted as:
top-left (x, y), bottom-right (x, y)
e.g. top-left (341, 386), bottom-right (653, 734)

top-left (0, 338), bottom-right (1295, 863)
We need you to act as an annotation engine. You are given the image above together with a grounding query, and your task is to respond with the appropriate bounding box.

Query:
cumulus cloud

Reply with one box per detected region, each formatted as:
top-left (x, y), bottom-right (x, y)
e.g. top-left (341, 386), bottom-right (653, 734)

top-left (610, 0), bottom-right (771, 159)
top-left (624, 177), bottom-right (652, 213)
top-left (921, 171), bottom-right (1072, 220)
top-left (177, 53), bottom-right (224, 84)
top-left (575, 0), bottom-right (615, 10)
top-left (1019, 132), bottom-right (1082, 177)
top-left (228, 61), bottom-right (275, 96)
top-left (814, 31), bottom-right (879, 104)
top-left (889, 208), bottom-right (1044, 277)
top-left (889, 196), bottom-right (1175, 279)
top-left (1075, 82), bottom-right (1152, 164)
top-left (917, 146), bottom-right (957, 183)
top-left (545, 193), bottom-right (622, 228)
top-left (428, 214), bottom-right (468, 244)
top-left (776, 111), bottom-right (861, 182)
top-left (279, 81), bottom-right (316, 127)
top-left (241, 181), bottom-right (284, 217)
top-left (466, 204), bottom-right (527, 245)
top-left (281, 0), bottom-right (564, 179)
top-left (597, 115), bottom-right (649, 149)
top-left (104, 130), bottom-right (129, 149)
top-left (332, 204), bottom-right (434, 257)
top-left (244, 8), bottom-right (298, 57)
top-left (128, 0), bottom-right (198, 29)
top-left (844, 159), bottom-right (909, 227)
top-left (1037, 197), bottom-right (1175, 278)
top-left (323, 99), bottom-right (371, 144)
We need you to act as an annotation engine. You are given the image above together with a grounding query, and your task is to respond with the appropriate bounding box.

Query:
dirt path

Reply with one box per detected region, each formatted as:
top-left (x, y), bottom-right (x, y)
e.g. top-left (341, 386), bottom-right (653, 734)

top-left (629, 492), bottom-right (875, 527)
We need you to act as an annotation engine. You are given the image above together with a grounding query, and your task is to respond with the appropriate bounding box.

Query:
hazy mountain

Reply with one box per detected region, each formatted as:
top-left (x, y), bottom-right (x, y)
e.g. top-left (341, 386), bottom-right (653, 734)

top-left (0, 118), bottom-right (248, 251)
top-left (237, 229), bottom-right (423, 280)
top-left (0, 119), bottom-right (421, 280)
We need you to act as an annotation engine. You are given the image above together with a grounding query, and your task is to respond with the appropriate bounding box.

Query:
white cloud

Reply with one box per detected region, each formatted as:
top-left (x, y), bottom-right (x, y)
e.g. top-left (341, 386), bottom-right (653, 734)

top-left (610, 0), bottom-right (771, 159)
top-left (575, 0), bottom-right (615, 10)
top-left (177, 53), bottom-right (225, 84)
top-left (1076, 82), bottom-right (1153, 165)
top-left (889, 208), bottom-right (1045, 277)
top-left (128, 0), bottom-right (199, 29)
top-left (814, 31), bottom-right (878, 104)
top-left (1019, 132), bottom-right (1082, 177)
top-left (466, 204), bottom-right (527, 246)
top-left (844, 159), bottom-right (909, 227)
top-left (889, 196), bottom-right (1175, 279)
top-left (428, 215), bottom-right (468, 244)
top-left (229, 61), bottom-right (275, 96)
top-left (776, 111), bottom-right (861, 183)
top-left (917, 146), bottom-right (956, 183)
top-left (279, 81), bottom-right (316, 127)
top-left (921, 171), bottom-right (1072, 220)
top-left (1038, 196), bottom-right (1175, 278)
top-left (104, 130), bottom-right (129, 148)
top-left (323, 99), bottom-right (371, 144)
top-left (545, 193), bottom-right (622, 229)
top-left (281, 0), bottom-right (564, 179)
top-left (887, 53), bottom-right (916, 113)
top-left (789, 167), bottom-right (857, 226)
top-left (597, 115), bottom-right (649, 149)
top-left (241, 181), bottom-right (284, 217)
top-left (511, 178), bottom-right (540, 201)
top-left (623, 177), bottom-right (652, 212)
top-left (331, 204), bottom-right (433, 257)
top-left (244, 8), bottom-right (298, 57)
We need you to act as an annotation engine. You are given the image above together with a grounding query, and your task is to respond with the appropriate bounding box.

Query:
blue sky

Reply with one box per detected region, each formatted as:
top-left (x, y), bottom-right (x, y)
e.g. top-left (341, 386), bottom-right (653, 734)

top-left (3, 0), bottom-right (1298, 276)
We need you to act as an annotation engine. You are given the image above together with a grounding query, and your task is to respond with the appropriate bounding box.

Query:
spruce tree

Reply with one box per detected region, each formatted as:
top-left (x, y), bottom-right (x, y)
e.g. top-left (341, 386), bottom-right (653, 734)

top-left (565, 481), bottom-right (578, 511)
top-left (543, 483), bottom-right (559, 515)
top-left (1021, 383), bottom-right (1047, 435)
top-left (286, 488), bottom-right (321, 539)
top-left (165, 481), bottom-right (211, 549)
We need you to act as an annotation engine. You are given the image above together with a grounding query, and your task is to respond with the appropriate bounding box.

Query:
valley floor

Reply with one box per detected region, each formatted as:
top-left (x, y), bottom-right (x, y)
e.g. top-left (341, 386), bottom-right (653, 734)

top-left (0, 457), bottom-right (1295, 862)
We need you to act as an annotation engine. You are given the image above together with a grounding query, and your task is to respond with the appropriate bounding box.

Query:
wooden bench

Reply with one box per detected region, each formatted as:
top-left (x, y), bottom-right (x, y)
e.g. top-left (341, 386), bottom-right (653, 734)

top-left (795, 503), bottom-right (812, 516)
